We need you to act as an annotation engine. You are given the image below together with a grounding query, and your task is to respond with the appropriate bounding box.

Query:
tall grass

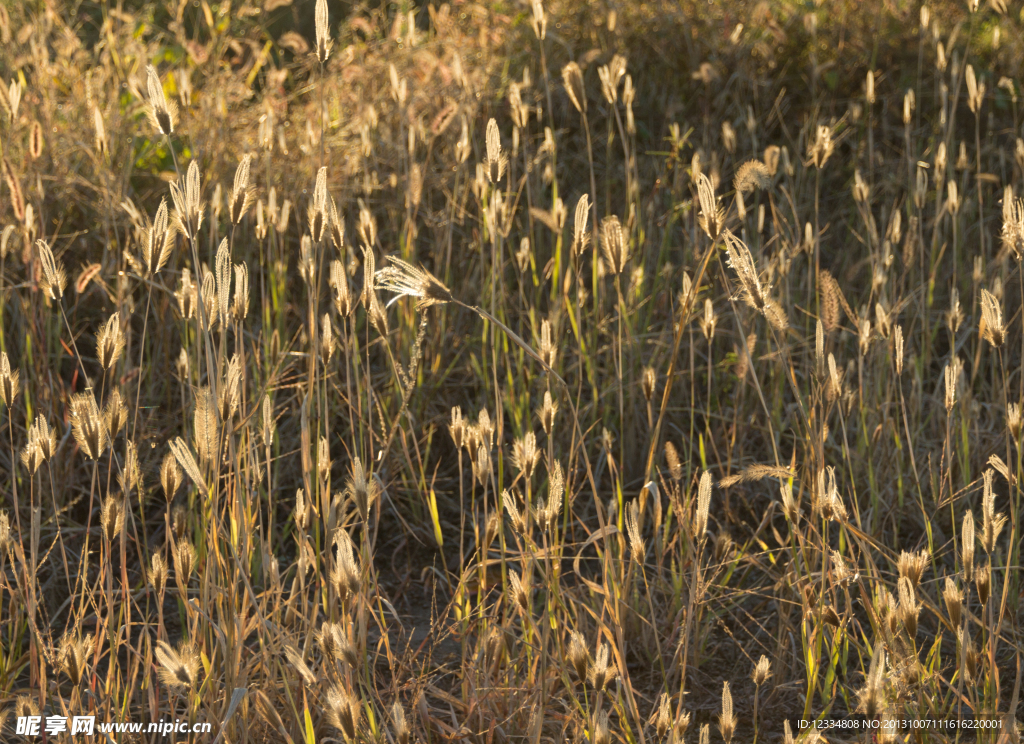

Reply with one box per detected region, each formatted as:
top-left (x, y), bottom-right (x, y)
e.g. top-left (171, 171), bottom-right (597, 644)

top-left (0, 0), bottom-right (1021, 742)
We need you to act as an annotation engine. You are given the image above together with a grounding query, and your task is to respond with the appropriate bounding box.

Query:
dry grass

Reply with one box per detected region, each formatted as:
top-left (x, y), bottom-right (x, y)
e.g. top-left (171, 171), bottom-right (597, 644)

top-left (0, 0), bottom-right (1022, 742)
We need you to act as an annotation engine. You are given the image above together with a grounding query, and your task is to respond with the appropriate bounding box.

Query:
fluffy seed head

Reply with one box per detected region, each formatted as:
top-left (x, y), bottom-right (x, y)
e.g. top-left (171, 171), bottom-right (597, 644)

top-left (600, 215), bottom-right (628, 274)
top-left (943, 576), bottom-right (963, 627)
top-left (980, 289), bottom-right (1004, 347)
top-left (146, 65), bottom-right (178, 135)
top-left (697, 173), bottom-right (724, 240)
top-left (735, 160), bottom-right (771, 194)
top-left (96, 312), bottom-right (125, 370)
top-left (718, 681), bottom-right (737, 743)
top-left (71, 393), bottom-right (108, 460)
top-left (693, 471), bottom-right (712, 540)
top-left (961, 510), bottom-right (975, 583)
top-left (315, 0), bottom-right (332, 64)
top-left (572, 194), bottom-right (591, 258)
top-left (155, 640), bottom-right (200, 689)
top-left (484, 118), bottom-right (507, 184)
top-left (36, 239), bottom-right (67, 300)
top-left (0, 352), bottom-right (19, 408)
top-left (562, 62), bottom-right (586, 113)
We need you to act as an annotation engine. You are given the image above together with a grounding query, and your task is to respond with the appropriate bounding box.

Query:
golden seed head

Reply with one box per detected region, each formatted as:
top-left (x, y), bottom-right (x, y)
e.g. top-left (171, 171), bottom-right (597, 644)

top-left (943, 576), bottom-right (963, 627)
top-left (975, 561), bottom-right (991, 605)
top-left (589, 642), bottom-right (614, 691)
top-left (980, 288), bottom-right (1004, 348)
top-left (36, 239), bottom-right (68, 300)
top-left (229, 154), bottom-right (253, 225)
top-left (538, 319), bottom-right (557, 368)
top-left (897, 549), bottom-right (930, 586)
top-left (693, 471), bottom-right (712, 540)
top-left (654, 693), bottom-right (672, 739)
top-left (641, 366), bottom-right (656, 402)
top-left (571, 194), bottom-right (591, 258)
top-left (329, 260), bottom-right (354, 317)
top-left (101, 495), bottom-right (124, 543)
top-left (314, 0), bottom-right (332, 63)
top-left (752, 655), bottom-right (772, 686)
top-left (808, 124), bottom-right (834, 168)
top-left (508, 568), bottom-right (530, 611)
top-left (21, 438), bottom-right (43, 473)
top-left (897, 576), bottom-right (920, 638)
top-left (598, 214), bottom-right (628, 273)
top-left (70, 392), bottom-right (108, 460)
top-left (346, 456), bottom-right (380, 522)
top-left (717, 681), bottom-right (736, 743)
top-left (232, 262), bottom-right (249, 321)
top-left (173, 541), bottom-right (196, 585)
top-left (146, 65), bottom-right (178, 136)
top-left (856, 645), bottom-right (886, 718)
top-left (502, 489), bottom-right (525, 534)
top-left (780, 482), bottom-right (800, 525)
top-left (735, 159), bottom-right (771, 194)
top-left (568, 630), bottom-right (590, 681)
top-left (538, 390), bottom-right (558, 435)
top-left (980, 469), bottom-right (1007, 554)
top-left (375, 256), bottom-right (454, 309)
top-left (449, 406), bottom-right (467, 450)
top-left (96, 312), bottom-right (125, 370)
top-left (58, 633), bottom-right (92, 686)
top-left (562, 62), bottom-right (586, 113)
top-left (511, 432), bottom-right (540, 480)
top-left (696, 173), bottom-right (723, 241)
top-left (625, 500), bottom-right (645, 561)
top-left (150, 553), bottom-right (168, 594)
top-left (169, 160), bottom-right (204, 241)
top-left (593, 710), bottom-right (611, 744)
top-left (155, 640), bottom-right (200, 690)
top-left (391, 702), bottom-right (410, 744)
top-left (664, 441), bottom-right (683, 482)
top-left (484, 118), bottom-right (507, 184)
top-left (961, 509), bottom-right (975, 583)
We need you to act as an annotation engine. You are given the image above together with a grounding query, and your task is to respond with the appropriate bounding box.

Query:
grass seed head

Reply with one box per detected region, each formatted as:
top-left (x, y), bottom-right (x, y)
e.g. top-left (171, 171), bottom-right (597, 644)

top-left (539, 390), bottom-right (558, 435)
top-left (101, 495), bottom-right (124, 543)
top-left (943, 576), bottom-right (962, 627)
top-left (150, 553), bottom-right (168, 594)
top-left (696, 173), bottom-right (723, 240)
top-left (717, 681), bottom-right (736, 743)
top-left (975, 561), bottom-right (991, 605)
top-left (590, 642), bottom-right (614, 691)
top-left (642, 366), bottom-right (656, 402)
top-left (230, 154), bottom-right (253, 224)
top-left (174, 540), bottom-right (196, 582)
top-left (484, 118), bottom-right (507, 184)
top-left (71, 392), bottom-right (108, 460)
top-left (693, 471), bottom-right (711, 540)
top-left (562, 62), bottom-right (586, 113)
top-left (58, 633), bottom-right (92, 686)
top-left (665, 441), bottom-right (683, 482)
top-left (155, 640), bottom-right (200, 690)
top-left (511, 432), bottom-right (540, 480)
top-left (569, 630), bottom-right (590, 681)
top-left (146, 65), bottom-right (178, 136)
top-left (391, 702), bottom-right (410, 744)
top-left (897, 549), bottom-right (930, 586)
top-left (0, 352), bottom-right (20, 409)
top-left (36, 239), bottom-right (67, 300)
top-left (346, 457), bottom-right (380, 522)
top-left (980, 288), bottom-right (1005, 347)
top-left (593, 710), bottom-right (611, 744)
top-left (315, 0), bottom-right (331, 63)
top-left (96, 312), bottom-right (125, 370)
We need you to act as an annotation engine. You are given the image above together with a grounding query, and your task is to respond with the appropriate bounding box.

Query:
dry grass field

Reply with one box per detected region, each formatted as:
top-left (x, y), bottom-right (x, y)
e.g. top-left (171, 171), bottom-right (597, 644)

top-left (0, 0), bottom-right (1022, 741)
